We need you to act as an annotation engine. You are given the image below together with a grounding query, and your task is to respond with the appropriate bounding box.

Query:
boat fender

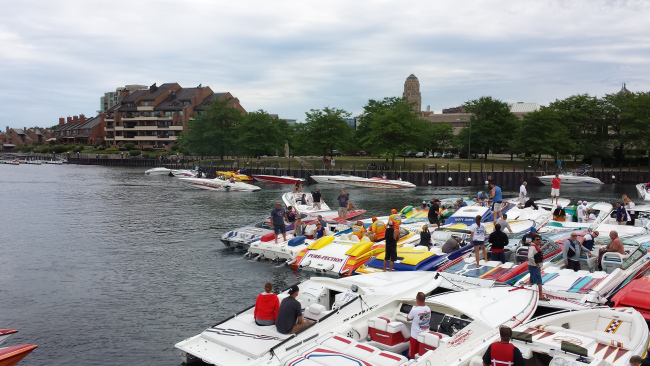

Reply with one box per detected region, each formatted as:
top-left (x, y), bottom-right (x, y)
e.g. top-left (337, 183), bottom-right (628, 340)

top-left (288, 236), bottom-right (306, 247)
top-left (260, 232), bottom-right (276, 242)
top-left (401, 206), bottom-right (413, 215)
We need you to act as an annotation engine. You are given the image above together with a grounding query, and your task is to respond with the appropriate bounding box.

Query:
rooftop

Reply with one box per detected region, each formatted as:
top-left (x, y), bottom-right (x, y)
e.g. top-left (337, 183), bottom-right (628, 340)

top-left (509, 102), bottom-right (540, 113)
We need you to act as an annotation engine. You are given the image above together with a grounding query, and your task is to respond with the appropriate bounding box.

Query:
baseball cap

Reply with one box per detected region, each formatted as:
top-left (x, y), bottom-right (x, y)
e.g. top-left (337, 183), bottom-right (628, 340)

top-left (577, 200), bottom-right (583, 204)
top-left (422, 201), bottom-right (427, 205)
top-left (288, 285), bottom-right (300, 295)
top-left (530, 227), bottom-right (537, 232)
top-left (583, 201), bottom-right (588, 205)
top-left (434, 199), bottom-right (441, 203)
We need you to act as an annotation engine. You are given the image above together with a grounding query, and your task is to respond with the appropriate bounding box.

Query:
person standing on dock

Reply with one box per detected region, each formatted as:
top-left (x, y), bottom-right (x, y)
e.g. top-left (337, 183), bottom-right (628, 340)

top-left (519, 182), bottom-right (527, 208)
top-left (551, 173), bottom-right (561, 205)
top-left (488, 182), bottom-right (503, 222)
top-left (270, 203), bottom-right (289, 244)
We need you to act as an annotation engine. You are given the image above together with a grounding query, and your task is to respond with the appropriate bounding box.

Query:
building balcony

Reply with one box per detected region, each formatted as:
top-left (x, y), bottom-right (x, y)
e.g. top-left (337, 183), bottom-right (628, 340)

top-left (136, 106), bottom-right (154, 111)
top-left (122, 116), bottom-right (172, 121)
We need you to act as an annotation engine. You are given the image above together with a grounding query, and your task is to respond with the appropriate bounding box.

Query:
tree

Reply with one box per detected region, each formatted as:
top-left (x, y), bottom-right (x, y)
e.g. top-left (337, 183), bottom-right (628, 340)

top-left (358, 97), bottom-right (431, 167)
top-left (461, 97), bottom-right (519, 160)
top-left (548, 94), bottom-right (605, 161)
top-left (427, 123), bottom-right (454, 154)
top-left (233, 110), bottom-right (287, 157)
top-left (176, 99), bottom-right (244, 159)
top-left (511, 107), bottom-right (574, 166)
top-left (302, 107), bottom-right (353, 156)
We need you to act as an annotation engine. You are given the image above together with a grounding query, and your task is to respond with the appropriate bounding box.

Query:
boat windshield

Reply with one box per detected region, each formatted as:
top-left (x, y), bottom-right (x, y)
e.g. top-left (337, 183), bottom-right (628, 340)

top-left (621, 245), bottom-right (647, 270)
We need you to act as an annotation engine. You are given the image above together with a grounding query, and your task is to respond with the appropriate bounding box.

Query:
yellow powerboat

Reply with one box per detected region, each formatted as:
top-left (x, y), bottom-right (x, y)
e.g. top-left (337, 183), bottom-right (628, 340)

top-left (216, 171), bottom-right (253, 182)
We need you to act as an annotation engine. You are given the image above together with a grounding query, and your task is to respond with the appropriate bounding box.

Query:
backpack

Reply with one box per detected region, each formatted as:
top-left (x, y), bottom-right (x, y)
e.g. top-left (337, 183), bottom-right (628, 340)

top-left (567, 239), bottom-right (576, 257)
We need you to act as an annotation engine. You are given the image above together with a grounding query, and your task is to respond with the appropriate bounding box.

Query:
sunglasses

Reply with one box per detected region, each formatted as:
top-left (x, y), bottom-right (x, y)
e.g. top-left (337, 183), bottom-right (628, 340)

top-left (533, 238), bottom-right (541, 241)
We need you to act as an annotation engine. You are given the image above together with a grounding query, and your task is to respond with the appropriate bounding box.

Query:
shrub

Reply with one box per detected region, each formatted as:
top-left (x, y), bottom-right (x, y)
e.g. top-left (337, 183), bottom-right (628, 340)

top-left (105, 148), bottom-right (119, 153)
top-left (123, 143), bottom-right (136, 150)
top-left (143, 147), bottom-right (153, 152)
top-left (129, 150), bottom-right (141, 157)
top-left (72, 146), bottom-right (83, 153)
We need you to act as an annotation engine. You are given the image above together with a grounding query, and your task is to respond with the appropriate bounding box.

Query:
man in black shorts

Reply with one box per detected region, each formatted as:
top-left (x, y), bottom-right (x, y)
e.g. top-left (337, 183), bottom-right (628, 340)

top-left (270, 203), bottom-right (289, 244)
top-left (312, 188), bottom-right (322, 209)
top-left (383, 221), bottom-right (400, 271)
top-left (428, 199), bottom-right (441, 228)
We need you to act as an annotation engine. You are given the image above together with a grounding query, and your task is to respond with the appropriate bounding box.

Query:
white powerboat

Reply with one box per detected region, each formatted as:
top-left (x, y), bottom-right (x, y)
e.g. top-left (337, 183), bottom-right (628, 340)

top-left (246, 286), bottom-right (538, 366)
top-left (539, 202), bottom-right (613, 233)
top-left (537, 173), bottom-right (603, 185)
top-left (504, 307), bottom-right (648, 366)
top-left (170, 169), bottom-right (198, 177)
top-left (636, 183), bottom-right (650, 201)
top-left (175, 271), bottom-right (443, 366)
top-left (592, 204), bottom-right (650, 238)
top-left (178, 177), bottom-right (261, 192)
top-left (310, 175), bottom-right (416, 189)
top-left (251, 175), bottom-right (305, 184)
top-left (144, 167), bottom-right (171, 175)
top-left (282, 192), bottom-right (331, 214)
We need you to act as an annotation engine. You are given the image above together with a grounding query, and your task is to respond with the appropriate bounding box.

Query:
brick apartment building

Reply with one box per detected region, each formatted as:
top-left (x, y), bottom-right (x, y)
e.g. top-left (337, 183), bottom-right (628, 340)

top-left (53, 115), bottom-right (105, 145)
top-left (104, 82), bottom-right (246, 150)
top-left (0, 127), bottom-right (53, 150)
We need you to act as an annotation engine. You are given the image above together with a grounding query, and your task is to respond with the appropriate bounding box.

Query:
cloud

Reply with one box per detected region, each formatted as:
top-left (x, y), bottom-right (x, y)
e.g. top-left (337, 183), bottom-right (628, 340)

top-left (1, 0), bottom-right (649, 127)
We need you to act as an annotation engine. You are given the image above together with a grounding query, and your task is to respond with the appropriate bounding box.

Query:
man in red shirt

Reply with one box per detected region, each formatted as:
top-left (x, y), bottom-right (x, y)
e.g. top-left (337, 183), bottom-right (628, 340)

top-left (551, 173), bottom-right (561, 205)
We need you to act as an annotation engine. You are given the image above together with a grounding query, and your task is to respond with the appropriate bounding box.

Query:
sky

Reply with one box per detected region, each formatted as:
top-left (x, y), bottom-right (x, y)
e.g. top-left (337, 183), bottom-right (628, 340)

top-left (1, 0), bottom-right (649, 129)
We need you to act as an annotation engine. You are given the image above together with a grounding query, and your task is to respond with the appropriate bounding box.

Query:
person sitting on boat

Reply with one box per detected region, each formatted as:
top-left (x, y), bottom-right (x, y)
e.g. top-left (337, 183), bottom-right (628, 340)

top-left (286, 206), bottom-right (297, 223)
top-left (420, 201), bottom-right (429, 210)
top-left (580, 230), bottom-right (598, 251)
top-left (563, 232), bottom-right (593, 272)
top-left (315, 222), bottom-right (325, 239)
top-left (298, 194), bottom-right (307, 205)
top-left (521, 227), bottom-right (537, 246)
top-left (276, 285), bottom-right (314, 334)
top-left (482, 326), bottom-right (525, 366)
top-left (419, 225), bottom-right (432, 248)
top-left (293, 217), bottom-right (306, 237)
top-left (368, 217), bottom-right (386, 242)
top-left (552, 205), bottom-right (566, 221)
top-left (477, 191), bottom-right (488, 201)
top-left (407, 292), bottom-right (431, 359)
top-left (586, 208), bottom-right (597, 223)
top-left (388, 209), bottom-right (402, 230)
top-left (229, 176), bottom-right (236, 183)
top-left (316, 215), bottom-right (327, 229)
top-left (442, 236), bottom-right (461, 254)
top-left (488, 224), bottom-right (509, 264)
top-left (254, 283), bottom-right (280, 326)
top-left (457, 198), bottom-right (468, 208)
top-left (351, 221), bottom-right (366, 240)
top-left (523, 197), bottom-right (538, 210)
top-left (598, 230), bottom-right (625, 270)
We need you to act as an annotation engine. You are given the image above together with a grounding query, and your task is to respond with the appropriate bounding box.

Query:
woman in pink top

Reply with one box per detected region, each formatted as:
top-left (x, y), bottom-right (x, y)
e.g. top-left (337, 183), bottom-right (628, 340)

top-left (254, 283), bottom-right (280, 326)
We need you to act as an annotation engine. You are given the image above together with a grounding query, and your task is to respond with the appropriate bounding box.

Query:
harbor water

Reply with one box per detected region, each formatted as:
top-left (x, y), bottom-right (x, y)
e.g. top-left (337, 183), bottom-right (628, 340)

top-left (0, 164), bottom-right (640, 365)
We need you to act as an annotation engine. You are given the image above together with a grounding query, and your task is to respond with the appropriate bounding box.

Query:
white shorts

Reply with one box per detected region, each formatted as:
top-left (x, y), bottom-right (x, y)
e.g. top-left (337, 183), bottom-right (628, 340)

top-left (493, 202), bottom-right (502, 212)
top-left (519, 196), bottom-right (526, 205)
top-left (551, 188), bottom-right (560, 196)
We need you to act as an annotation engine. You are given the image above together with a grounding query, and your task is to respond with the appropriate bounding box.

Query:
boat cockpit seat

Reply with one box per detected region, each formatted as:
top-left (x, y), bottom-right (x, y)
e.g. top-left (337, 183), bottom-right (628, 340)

top-left (416, 331), bottom-right (445, 357)
top-left (367, 317), bottom-right (410, 353)
top-left (602, 253), bottom-right (627, 274)
top-left (515, 246), bottom-right (529, 264)
top-left (578, 255), bottom-right (597, 272)
top-left (305, 304), bottom-right (329, 322)
top-left (311, 335), bottom-right (407, 366)
top-left (592, 309), bottom-right (634, 345)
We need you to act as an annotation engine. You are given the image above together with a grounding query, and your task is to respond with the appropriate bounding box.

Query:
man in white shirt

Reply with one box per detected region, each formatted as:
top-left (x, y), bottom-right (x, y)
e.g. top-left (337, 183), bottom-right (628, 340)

top-left (586, 208), bottom-right (597, 223)
top-left (576, 201), bottom-right (586, 223)
top-left (407, 292), bottom-right (431, 359)
top-left (519, 182), bottom-right (527, 208)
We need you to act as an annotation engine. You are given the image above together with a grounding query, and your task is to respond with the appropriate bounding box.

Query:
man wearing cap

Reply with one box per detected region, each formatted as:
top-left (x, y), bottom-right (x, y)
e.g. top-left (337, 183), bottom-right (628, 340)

top-left (276, 285), bottom-right (314, 334)
top-left (563, 232), bottom-right (593, 272)
top-left (580, 230), bottom-right (599, 251)
top-left (368, 216), bottom-right (385, 242)
top-left (442, 236), bottom-right (462, 254)
top-left (519, 182), bottom-right (528, 208)
top-left (383, 221), bottom-right (400, 271)
top-left (521, 227), bottom-right (537, 246)
top-left (420, 201), bottom-right (428, 210)
top-left (428, 199), bottom-right (441, 228)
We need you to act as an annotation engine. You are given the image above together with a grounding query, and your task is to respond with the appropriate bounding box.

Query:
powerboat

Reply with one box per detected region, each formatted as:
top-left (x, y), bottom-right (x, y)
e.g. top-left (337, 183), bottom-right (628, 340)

top-left (291, 228), bottom-right (419, 277)
top-left (504, 307), bottom-right (648, 366)
top-left (178, 177), bottom-right (261, 192)
top-left (443, 201), bottom-right (513, 226)
top-left (539, 202), bottom-right (613, 233)
top-left (175, 271), bottom-right (443, 366)
top-left (310, 175), bottom-right (416, 189)
top-left (0, 330), bottom-right (16, 346)
top-left (356, 242), bottom-right (474, 273)
top-left (610, 274), bottom-right (650, 320)
top-left (216, 171), bottom-right (254, 181)
top-left (636, 183), bottom-right (650, 201)
top-left (144, 167), bottom-right (171, 175)
top-left (282, 192), bottom-right (331, 214)
top-left (170, 169), bottom-right (198, 177)
top-left (220, 218), bottom-right (295, 249)
top-left (437, 230), bottom-right (566, 290)
top-left (251, 175), bottom-right (305, 184)
top-left (0, 344), bottom-right (37, 366)
top-left (592, 204), bottom-right (650, 238)
top-left (537, 173), bottom-right (603, 185)
top-left (253, 286), bottom-right (538, 366)
top-left (515, 238), bottom-right (650, 309)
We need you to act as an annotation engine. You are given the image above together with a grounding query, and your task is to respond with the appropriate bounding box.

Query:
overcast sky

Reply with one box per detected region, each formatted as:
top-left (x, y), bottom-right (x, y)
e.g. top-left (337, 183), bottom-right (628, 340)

top-left (1, 0), bottom-right (649, 129)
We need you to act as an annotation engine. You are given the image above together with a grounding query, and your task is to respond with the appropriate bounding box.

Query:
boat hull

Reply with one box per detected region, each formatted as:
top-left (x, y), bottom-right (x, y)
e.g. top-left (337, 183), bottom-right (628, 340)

top-left (0, 344), bottom-right (37, 366)
top-left (538, 174), bottom-right (603, 185)
top-left (311, 175), bottom-right (416, 188)
top-left (251, 175), bottom-right (304, 184)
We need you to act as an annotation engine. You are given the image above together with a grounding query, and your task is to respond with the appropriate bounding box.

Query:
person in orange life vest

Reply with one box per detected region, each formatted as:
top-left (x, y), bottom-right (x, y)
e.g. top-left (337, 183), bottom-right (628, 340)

top-left (407, 292), bottom-right (431, 359)
top-left (368, 217), bottom-right (386, 242)
top-left (482, 326), bottom-right (524, 366)
top-left (388, 209), bottom-right (402, 230)
top-left (351, 220), bottom-right (366, 239)
top-left (254, 283), bottom-right (280, 326)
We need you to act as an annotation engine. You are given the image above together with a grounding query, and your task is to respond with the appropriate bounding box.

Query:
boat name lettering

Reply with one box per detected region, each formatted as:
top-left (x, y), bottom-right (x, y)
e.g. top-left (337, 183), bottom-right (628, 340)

top-left (306, 254), bottom-right (344, 263)
top-left (206, 327), bottom-right (283, 341)
top-left (448, 329), bottom-right (473, 347)
top-left (342, 305), bottom-right (378, 322)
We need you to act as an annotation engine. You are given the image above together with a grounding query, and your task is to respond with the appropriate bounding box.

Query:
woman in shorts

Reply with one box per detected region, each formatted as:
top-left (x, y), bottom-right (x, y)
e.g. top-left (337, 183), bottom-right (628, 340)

top-left (469, 215), bottom-right (488, 268)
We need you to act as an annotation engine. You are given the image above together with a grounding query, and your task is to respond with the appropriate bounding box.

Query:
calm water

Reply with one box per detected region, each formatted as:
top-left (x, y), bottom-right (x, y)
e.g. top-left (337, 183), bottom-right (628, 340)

top-left (0, 164), bottom-right (639, 365)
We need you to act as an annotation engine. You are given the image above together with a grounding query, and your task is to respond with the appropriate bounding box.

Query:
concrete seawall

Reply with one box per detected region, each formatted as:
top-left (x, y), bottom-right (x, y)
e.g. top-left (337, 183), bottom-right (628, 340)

top-left (66, 156), bottom-right (648, 186)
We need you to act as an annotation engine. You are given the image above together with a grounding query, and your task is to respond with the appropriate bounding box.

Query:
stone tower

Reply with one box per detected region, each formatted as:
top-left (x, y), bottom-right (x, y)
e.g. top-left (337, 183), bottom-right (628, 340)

top-left (403, 74), bottom-right (421, 113)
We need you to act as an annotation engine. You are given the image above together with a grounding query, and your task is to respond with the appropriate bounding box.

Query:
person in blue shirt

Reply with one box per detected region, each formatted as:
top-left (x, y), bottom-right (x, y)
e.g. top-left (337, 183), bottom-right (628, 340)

top-left (457, 198), bottom-right (468, 208)
top-left (477, 191), bottom-right (488, 201)
top-left (489, 182), bottom-right (503, 222)
top-left (315, 222), bottom-right (325, 239)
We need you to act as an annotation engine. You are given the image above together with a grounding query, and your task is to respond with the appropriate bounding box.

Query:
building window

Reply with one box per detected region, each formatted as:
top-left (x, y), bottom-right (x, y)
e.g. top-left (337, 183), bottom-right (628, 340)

top-left (144, 101), bottom-right (150, 106)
